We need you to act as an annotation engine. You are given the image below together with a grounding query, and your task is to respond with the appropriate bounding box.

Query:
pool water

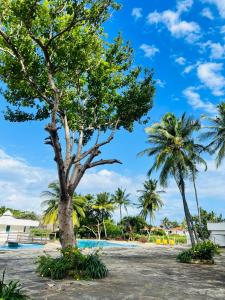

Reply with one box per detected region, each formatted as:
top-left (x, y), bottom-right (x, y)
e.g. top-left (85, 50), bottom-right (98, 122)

top-left (77, 239), bottom-right (136, 248)
top-left (0, 243), bottom-right (44, 251)
top-left (0, 239), bottom-right (136, 251)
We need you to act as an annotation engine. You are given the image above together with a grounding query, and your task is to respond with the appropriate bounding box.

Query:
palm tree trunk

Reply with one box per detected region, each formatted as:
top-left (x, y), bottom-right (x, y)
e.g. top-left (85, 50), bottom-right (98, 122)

top-left (192, 174), bottom-right (203, 240)
top-left (58, 195), bottom-right (75, 249)
top-left (120, 205), bottom-right (122, 221)
top-left (177, 177), bottom-right (196, 247)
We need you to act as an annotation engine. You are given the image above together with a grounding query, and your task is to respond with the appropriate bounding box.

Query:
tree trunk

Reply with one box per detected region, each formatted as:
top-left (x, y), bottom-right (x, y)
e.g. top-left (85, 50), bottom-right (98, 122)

top-left (192, 174), bottom-right (203, 240)
top-left (97, 221), bottom-right (101, 240)
top-left (178, 178), bottom-right (196, 247)
top-left (120, 205), bottom-right (122, 222)
top-left (58, 195), bottom-right (75, 249)
top-left (103, 218), bottom-right (107, 239)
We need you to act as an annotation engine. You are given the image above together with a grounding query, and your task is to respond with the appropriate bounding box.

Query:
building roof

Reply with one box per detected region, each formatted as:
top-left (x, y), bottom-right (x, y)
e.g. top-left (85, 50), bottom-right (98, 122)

top-left (0, 210), bottom-right (39, 227)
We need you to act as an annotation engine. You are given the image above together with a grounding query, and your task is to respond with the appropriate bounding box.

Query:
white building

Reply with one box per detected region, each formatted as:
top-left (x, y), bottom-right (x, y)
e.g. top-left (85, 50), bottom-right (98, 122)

top-left (164, 227), bottom-right (187, 236)
top-left (0, 210), bottom-right (39, 244)
top-left (207, 222), bottom-right (225, 246)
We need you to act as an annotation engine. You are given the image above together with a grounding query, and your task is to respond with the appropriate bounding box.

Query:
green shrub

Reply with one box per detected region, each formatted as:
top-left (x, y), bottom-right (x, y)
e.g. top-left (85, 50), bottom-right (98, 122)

top-left (30, 228), bottom-right (50, 237)
top-left (177, 241), bottom-right (220, 263)
top-left (36, 254), bottom-right (69, 279)
top-left (104, 220), bottom-right (123, 239)
top-left (83, 252), bottom-right (108, 279)
top-left (191, 241), bottom-right (220, 261)
top-left (176, 249), bottom-right (193, 263)
top-left (0, 270), bottom-right (28, 299)
top-left (151, 229), bottom-right (165, 236)
top-left (36, 247), bottom-right (108, 280)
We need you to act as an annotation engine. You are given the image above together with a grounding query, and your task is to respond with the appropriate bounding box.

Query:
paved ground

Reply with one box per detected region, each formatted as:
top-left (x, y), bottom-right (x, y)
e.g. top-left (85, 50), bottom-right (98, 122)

top-left (1, 244), bottom-right (225, 300)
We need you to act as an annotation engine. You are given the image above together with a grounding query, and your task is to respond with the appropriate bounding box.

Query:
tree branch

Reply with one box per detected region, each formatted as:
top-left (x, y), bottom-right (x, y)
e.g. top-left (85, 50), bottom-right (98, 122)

top-left (87, 159), bottom-right (122, 169)
top-left (0, 27), bottom-right (50, 104)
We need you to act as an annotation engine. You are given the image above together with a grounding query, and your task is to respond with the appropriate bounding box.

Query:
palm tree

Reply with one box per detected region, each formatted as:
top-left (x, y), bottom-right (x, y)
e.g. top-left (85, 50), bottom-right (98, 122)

top-left (139, 113), bottom-right (206, 246)
top-left (201, 103), bottom-right (225, 167)
top-left (41, 182), bottom-right (86, 229)
top-left (92, 192), bottom-right (115, 239)
top-left (137, 179), bottom-right (163, 225)
top-left (111, 188), bottom-right (131, 221)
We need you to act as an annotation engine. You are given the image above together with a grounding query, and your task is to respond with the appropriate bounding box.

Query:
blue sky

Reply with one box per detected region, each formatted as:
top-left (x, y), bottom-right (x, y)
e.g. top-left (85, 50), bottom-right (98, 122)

top-left (0, 0), bottom-right (225, 223)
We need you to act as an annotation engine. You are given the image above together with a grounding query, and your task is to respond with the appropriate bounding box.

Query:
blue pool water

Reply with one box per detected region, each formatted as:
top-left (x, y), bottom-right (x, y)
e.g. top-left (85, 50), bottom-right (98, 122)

top-left (0, 243), bottom-right (44, 251)
top-left (0, 240), bottom-right (136, 251)
top-left (77, 239), bottom-right (136, 248)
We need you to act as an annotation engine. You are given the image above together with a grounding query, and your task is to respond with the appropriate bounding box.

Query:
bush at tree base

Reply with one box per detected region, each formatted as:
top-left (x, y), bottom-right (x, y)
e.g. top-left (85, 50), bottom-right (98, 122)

top-left (36, 247), bottom-right (108, 280)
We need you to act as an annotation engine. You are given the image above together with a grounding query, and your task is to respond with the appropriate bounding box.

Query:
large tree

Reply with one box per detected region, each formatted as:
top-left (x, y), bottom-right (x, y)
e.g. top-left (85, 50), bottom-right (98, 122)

top-left (140, 113), bottom-right (206, 246)
top-left (137, 179), bottom-right (163, 225)
top-left (92, 192), bottom-right (115, 239)
top-left (0, 1), bottom-right (155, 248)
top-left (202, 103), bottom-right (225, 167)
top-left (111, 188), bottom-right (130, 221)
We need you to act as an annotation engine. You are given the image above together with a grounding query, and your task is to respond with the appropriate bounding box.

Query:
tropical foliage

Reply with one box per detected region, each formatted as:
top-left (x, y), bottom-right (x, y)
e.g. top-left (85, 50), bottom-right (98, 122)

top-left (193, 208), bottom-right (225, 240)
top-left (41, 182), bottom-right (86, 227)
top-left (0, 270), bottom-right (28, 300)
top-left (177, 241), bottom-right (220, 263)
top-left (0, 0), bottom-right (155, 248)
top-left (0, 207), bottom-right (38, 220)
top-left (111, 188), bottom-right (130, 221)
top-left (140, 113), bottom-right (207, 246)
top-left (137, 179), bottom-right (163, 224)
top-left (202, 103), bottom-right (225, 167)
top-left (36, 247), bottom-right (108, 280)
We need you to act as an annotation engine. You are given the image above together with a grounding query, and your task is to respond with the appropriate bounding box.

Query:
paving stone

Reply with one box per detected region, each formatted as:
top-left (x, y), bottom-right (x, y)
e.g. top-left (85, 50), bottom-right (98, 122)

top-left (0, 245), bottom-right (225, 299)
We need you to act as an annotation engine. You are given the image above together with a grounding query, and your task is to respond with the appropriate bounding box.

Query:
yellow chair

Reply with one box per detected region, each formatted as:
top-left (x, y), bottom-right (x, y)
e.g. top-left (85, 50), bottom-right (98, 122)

top-left (156, 239), bottom-right (161, 245)
top-left (169, 239), bottom-right (175, 246)
top-left (163, 239), bottom-right (168, 245)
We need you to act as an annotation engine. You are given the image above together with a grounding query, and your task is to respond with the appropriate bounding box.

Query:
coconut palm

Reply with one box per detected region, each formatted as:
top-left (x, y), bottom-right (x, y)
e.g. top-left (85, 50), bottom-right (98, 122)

top-left (139, 113), bottom-right (206, 246)
top-left (202, 103), bottom-right (225, 167)
top-left (92, 192), bottom-right (115, 238)
top-left (137, 179), bottom-right (163, 225)
top-left (41, 182), bottom-right (86, 228)
top-left (111, 188), bottom-right (131, 221)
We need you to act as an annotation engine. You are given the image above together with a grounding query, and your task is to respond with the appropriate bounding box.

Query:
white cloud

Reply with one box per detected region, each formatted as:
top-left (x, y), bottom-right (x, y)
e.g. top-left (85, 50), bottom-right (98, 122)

top-left (175, 56), bottom-right (186, 65)
top-left (1, 148), bottom-right (225, 223)
top-left (131, 8), bottom-right (143, 20)
top-left (155, 79), bottom-right (166, 88)
top-left (203, 0), bottom-right (225, 18)
top-left (0, 149), bottom-right (56, 212)
top-left (197, 62), bottom-right (225, 96)
top-left (140, 44), bottom-right (159, 58)
top-left (183, 86), bottom-right (217, 114)
top-left (204, 41), bottom-right (225, 59)
top-left (201, 7), bottom-right (214, 20)
top-left (183, 64), bottom-right (196, 74)
top-left (147, 0), bottom-right (200, 43)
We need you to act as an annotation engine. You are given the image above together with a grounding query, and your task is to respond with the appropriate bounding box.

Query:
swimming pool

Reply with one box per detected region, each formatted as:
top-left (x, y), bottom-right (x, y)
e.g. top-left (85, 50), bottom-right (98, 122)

top-left (0, 239), bottom-right (136, 251)
top-left (77, 239), bottom-right (136, 248)
top-left (0, 243), bottom-right (44, 251)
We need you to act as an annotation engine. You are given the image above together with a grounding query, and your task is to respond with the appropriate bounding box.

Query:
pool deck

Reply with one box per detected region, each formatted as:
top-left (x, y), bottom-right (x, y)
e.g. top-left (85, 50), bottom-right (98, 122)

top-left (1, 242), bottom-right (225, 299)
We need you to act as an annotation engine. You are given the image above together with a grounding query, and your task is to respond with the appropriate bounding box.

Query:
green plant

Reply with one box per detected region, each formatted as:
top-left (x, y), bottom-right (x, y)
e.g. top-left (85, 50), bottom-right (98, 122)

top-left (30, 228), bottom-right (50, 237)
top-left (36, 254), bottom-right (69, 280)
top-left (191, 241), bottom-right (220, 260)
top-left (83, 252), bottom-right (108, 279)
top-left (177, 241), bottom-right (220, 263)
top-left (151, 229), bottom-right (165, 236)
top-left (36, 247), bottom-right (108, 280)
top-left (0, 270), bottom-right (28, 300)
top-left (176, 250), bottom-right (193, 263)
